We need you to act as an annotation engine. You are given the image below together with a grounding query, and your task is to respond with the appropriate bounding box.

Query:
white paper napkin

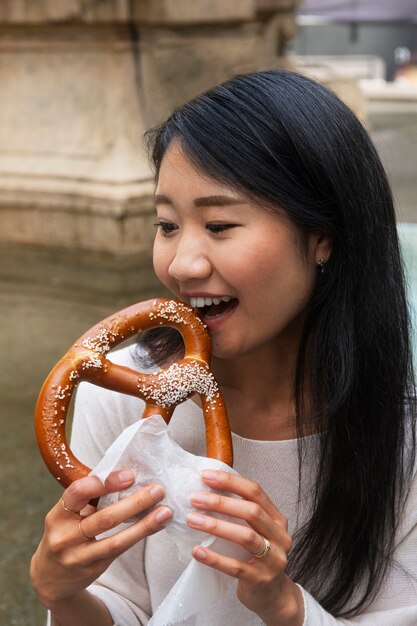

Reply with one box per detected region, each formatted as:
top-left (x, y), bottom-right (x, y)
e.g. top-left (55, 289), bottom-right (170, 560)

top-left (91, 414), bottom-right (249, 625)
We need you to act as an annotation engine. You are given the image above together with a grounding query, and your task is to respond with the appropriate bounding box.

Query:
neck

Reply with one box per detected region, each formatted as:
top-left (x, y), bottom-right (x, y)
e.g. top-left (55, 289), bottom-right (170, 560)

top-left (211, 343), bottom-right (302, 441)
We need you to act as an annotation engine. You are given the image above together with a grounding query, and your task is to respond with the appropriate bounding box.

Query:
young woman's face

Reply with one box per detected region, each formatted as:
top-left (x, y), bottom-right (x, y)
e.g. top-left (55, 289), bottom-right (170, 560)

top-left (153, 142), bottom-right (329, 360)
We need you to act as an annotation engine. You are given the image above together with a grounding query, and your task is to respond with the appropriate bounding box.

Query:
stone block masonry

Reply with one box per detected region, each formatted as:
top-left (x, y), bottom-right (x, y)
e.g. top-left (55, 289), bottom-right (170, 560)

top-left (0, 0), bottom-right (300, 256)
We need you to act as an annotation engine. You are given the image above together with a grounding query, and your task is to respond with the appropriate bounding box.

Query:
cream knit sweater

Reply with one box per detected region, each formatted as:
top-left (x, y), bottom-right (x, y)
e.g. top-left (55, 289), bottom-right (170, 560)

top-left (68, 347), bottom-right (417, 626)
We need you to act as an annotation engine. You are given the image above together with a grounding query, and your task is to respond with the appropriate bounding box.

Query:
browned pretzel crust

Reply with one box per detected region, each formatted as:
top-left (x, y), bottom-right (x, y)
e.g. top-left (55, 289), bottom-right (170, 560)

top-left (35, 298), bottom-right (233, 488)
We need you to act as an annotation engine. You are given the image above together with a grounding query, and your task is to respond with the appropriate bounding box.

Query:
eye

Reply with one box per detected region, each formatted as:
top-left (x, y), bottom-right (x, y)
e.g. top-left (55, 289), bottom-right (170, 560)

top-left (154, 221), bottom-right (178, 237)
top-left (206, 223), bottom-right (239, 234)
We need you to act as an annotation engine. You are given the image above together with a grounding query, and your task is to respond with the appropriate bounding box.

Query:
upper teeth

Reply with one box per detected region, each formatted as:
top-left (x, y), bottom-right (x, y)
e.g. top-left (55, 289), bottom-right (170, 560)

top-left (190, 296), bottom-right (232, 309)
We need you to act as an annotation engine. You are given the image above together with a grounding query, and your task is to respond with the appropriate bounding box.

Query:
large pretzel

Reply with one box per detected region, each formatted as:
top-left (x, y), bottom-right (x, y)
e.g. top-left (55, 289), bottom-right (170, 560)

top-left (35, 298), bottom-right (233, 488)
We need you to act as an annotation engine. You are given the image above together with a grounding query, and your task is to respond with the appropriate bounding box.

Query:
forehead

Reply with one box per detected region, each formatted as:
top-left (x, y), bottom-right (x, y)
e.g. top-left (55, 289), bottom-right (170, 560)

top-left (156, 141), bottom-right (236, 195)
top-left (157, 141), bottom-right (304, 215)
top-left (155, 149), bottom-right (245, 209)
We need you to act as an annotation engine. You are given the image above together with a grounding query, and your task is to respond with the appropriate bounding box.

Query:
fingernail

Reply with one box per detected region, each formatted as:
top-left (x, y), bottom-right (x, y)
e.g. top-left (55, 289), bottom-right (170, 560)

top-left (119, 470), bottom-right (135, 483)
top-left (201, 470), bottom-right (218, 480)
top-left (188, 512), bottom-right (206, 526)
top-left (155, 507), bottom-right (172, 523)
top-left (149, 484), bottom-right (164, 500)
top-left (191, 491), bottom-right (210, 504)
top-left (194, 546), bottom-right (207, 559)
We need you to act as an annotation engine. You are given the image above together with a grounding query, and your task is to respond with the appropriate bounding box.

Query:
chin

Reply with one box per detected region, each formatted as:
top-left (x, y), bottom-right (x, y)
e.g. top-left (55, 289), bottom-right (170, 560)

top-left (211, 340), bottom-right (249, 361)
top-left (211, 343), bottom-right (237, 360)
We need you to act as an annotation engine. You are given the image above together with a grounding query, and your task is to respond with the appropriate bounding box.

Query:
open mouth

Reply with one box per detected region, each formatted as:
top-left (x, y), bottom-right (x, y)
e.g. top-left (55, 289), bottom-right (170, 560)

top-left (189, 296), bottom-right (238, 319)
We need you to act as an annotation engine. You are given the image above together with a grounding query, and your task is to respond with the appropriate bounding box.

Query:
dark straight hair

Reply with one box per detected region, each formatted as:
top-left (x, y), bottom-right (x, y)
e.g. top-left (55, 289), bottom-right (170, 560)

top-left (143, 70), bottom-right (416, 616)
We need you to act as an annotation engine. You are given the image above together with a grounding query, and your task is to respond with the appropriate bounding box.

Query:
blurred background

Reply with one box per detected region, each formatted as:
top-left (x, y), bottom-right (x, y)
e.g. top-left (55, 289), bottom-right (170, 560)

top-left (0, 1), bottom-right (416, 623)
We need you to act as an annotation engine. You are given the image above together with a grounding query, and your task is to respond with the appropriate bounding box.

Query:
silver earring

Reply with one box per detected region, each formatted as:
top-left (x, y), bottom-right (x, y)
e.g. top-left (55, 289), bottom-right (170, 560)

top-left (317, 258), bottom-right (326, 274)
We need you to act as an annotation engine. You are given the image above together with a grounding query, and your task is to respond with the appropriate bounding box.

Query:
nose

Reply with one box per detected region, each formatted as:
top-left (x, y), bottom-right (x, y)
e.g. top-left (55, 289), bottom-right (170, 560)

top-left (168, 232), bottom-right (212, 283)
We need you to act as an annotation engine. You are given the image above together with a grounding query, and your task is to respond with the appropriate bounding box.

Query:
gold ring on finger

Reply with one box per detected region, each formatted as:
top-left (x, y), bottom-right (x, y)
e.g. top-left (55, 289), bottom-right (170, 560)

top-left (61, 498), bottom-right (80, 515)
top-left (251, 536), bottom-right (271, 559)
top-left (78, 519), bottom-right (93, 542)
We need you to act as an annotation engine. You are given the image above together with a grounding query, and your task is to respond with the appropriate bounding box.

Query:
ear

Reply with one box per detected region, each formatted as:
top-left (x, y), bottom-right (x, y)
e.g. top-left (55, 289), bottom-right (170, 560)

top-left (313, 233), bottom-right (332, 265)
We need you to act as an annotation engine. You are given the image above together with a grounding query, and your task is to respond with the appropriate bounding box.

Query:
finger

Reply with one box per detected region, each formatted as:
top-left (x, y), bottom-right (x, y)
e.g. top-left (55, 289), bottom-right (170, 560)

top-left (60, 496), bottom-right (81, 517)
top-left (79, 504), bottom-right (97, 518)
top-left (60, 470), bottom-right (135, 516)
top-left (84, 505), bottom-right (173, 562)
top-left (190, 491), bottom-right (291, 551)
top-left (200, 470), bottom-right (288, 529)
top-left (80, 484), bottom-right (165, 540)
top-left (188, 511), bottom-right (268, 556)
top-left (104, 470), bottom-right (136, 492)
top-left (191, 545), bottom-right (251, 580)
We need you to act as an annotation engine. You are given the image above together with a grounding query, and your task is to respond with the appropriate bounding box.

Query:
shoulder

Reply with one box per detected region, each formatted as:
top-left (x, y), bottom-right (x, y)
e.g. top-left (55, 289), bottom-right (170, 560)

top-left (70, 344), bottom-right (150, 465)
top-left (74, 344), bottom-right (149, 422)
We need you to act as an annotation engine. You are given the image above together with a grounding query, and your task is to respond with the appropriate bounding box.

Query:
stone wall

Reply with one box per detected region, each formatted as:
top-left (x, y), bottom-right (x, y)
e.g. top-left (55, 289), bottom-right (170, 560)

top-left (0, 0), bottom-right (300, 256)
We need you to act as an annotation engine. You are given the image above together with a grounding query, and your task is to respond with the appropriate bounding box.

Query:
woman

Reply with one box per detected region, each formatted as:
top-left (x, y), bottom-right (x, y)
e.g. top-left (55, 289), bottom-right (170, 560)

top-left (31, 70), bottom-right (417, 625)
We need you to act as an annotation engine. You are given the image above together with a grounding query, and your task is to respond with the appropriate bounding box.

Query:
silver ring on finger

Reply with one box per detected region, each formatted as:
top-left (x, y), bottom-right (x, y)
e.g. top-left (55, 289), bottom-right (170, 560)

top-left (251, 535), bottom-right (271, 559)
top-left (78, 519), bottom-right (94, 542)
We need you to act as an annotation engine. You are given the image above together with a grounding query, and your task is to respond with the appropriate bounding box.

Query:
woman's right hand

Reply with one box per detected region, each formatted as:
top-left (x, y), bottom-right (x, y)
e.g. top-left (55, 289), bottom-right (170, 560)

top-left (30, 470), bottom-right (172, 610)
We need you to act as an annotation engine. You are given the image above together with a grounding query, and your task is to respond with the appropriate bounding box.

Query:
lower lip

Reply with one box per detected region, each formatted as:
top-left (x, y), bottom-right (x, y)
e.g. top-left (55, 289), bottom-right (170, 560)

top-left (199, 300), bottom-right (239, 331)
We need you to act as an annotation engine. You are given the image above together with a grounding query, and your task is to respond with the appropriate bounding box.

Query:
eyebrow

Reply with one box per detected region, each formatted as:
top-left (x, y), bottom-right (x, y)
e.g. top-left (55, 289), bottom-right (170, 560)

top-left (154, 194), bottom-right (244, 207)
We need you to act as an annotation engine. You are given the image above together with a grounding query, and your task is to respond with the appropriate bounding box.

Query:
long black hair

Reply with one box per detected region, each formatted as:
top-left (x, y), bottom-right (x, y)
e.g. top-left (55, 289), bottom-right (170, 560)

top-left (143, 70), bottom-right (416, 616)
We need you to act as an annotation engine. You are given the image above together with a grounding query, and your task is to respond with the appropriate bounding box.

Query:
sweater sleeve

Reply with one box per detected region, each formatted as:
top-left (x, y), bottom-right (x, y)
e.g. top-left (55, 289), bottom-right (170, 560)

top-left (69, 346), bottom-right (153, 626)
top-left (298, 463), bottom-right (417, 626)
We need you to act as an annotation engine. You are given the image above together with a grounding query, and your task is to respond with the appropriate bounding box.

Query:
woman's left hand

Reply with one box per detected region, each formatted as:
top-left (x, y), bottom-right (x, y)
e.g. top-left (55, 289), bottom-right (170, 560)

top-left (187, 469), bottom-right (304, 626)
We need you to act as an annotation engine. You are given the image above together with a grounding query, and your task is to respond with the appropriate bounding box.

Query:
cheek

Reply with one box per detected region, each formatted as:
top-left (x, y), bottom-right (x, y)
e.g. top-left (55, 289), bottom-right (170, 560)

top-left (247, 243), bottom-right (316, 305)
top-left (153, 242), bottom-right (171, 286)
top-left (237, 240), bottom-right (287, 282)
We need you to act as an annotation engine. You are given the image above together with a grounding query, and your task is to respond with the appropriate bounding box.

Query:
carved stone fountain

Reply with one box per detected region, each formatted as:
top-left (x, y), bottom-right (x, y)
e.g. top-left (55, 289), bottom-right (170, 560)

top-left (0, 0), bottom-right (300, 256)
